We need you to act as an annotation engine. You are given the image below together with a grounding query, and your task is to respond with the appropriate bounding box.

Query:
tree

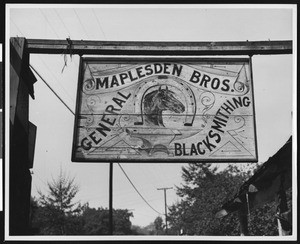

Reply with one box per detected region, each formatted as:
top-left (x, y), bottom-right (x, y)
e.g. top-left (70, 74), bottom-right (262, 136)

top-left (81, 206), bottom-right (134, 235)
top-left (81, 206), bottom-right (109, 234)
top-left (131, 225), bottom-right (146, 235)
top-left (113, 209), bottom-right (134, 235)
top-left (29, 197), bottom-right (40, 234)
top-left (31, 171), bottom-right (138, 235)
top-left (154, 216), bottom-right (165, 235)
top-left (131, 223), bottom-right (156, 235)
top-left (167, 163), bottom-right (262, 236)
top-left (32, 171), bottom-right (84, 235)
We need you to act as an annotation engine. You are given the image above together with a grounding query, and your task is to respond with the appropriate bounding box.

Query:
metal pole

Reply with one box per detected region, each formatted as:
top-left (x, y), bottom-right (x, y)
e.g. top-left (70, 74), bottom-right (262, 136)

top-left (157, 187), bottom-right (172, 234)
top-left (109, 162), bottom-right (113, 235)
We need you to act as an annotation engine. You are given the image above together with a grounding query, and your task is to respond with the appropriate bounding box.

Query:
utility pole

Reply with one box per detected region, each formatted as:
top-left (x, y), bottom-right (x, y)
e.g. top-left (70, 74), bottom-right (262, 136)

top-left (157, 187), bottom-right (172, 234)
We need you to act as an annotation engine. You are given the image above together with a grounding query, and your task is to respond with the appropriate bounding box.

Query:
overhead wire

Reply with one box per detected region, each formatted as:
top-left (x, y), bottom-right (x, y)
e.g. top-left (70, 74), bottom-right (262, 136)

top-left (39, 8), bottom-right (79, 72)
top-left (29, 64), bottom-right (75, 116)
top-left (13, 9), bottom-right (81, 103)
top-left (12, 11), bottom-right (176, 217)
top-left (35, 9), bottom-right (77, 101)
top-left (73, 10), bottom-right (173, 215)
top-left (73, 9), bottom-right (90, 39)
top-left (32, 171), bottom-right (48, 187)
top-left (11, 19), bottom-right (26, 36)
top-left (37, 56), bottom-right (75, 104)
top-left (54, 9), bottom-right (80, 67)
top-left (12, 17), bottom-right (76, 112)
top-left (10, 20), bottom-right (76, 200)
top-left (54, 9), bottom-right (72, 37)
top-left (39, 8), bottom-right (61, 39)
top-left (117, 163), bottom-right (163, 216)
top-left (29, 65), bottom-right (168, 217)
top-left (92, 9), bottom-right (107, 40)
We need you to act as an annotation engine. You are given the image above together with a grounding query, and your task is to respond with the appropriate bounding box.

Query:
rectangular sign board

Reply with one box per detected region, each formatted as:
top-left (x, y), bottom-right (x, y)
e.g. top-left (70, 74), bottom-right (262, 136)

top-left (72, 58), bottom-right (257, 162)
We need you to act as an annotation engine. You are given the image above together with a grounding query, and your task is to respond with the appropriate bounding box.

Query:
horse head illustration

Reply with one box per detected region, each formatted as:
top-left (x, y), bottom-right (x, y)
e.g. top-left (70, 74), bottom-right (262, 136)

top-left (143, 86), bottom-right (185, 127)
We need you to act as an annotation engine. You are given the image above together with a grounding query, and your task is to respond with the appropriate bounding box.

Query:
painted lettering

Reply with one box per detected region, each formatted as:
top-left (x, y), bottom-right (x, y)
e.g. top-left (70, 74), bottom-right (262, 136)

top-left (96, 77), bottom-right (109, 89)
top-left (189, 70), bottom-right (201, 83)
top-left (89, 131), bottom-right (102, 144)
top-left (136, 66), bottom-right (146, 79)
top-left (119, 73), bottom-right (128, 85)
top-left (110, 76), bottom-right (120, 88)
top-left (81, 137), bottom-right (92, 150)
top-left (101, 114), bottom-right (116, 126)
top-left (96, 122), bottom-right (111, 137)
top-left (172, 64), bottom-right (183, 77)
top-left (211, 119), bottom-right (226, 133)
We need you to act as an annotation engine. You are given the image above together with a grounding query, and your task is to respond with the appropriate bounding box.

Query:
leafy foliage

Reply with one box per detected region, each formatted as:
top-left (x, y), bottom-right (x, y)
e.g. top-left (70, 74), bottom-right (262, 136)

top-left (80, 206), bottom-right (133, 235)
top-left (131, 223), bottom-right (156, 235)
top-left (167, 163), bottom-right (284, 235)
top-left (32, 171), bottom-right (84, 235)
top-left (131, 217), bottom-right (165, 235)
top-left (131, 225), bottom-right (147, 235)
top-left (154, 216), bottom-right (165, 235)
top-left (31, 174), bottom-right (134, 236)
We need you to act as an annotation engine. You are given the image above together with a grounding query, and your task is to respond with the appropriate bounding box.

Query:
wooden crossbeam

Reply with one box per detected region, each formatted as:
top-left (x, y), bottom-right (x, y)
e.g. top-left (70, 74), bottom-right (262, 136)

top-left (25, 38), bottom-right (292, 56)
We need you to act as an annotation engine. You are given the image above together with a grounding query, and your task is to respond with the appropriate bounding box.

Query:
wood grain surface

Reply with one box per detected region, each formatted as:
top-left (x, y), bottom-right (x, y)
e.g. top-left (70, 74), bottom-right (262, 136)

top-left (72, 58), bottom-right (257, 162)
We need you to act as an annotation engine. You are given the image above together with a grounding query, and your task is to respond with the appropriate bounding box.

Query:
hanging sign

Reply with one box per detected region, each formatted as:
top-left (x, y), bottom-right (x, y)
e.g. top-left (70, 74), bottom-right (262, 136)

top-left (72, 58), bottom-right (257, 162)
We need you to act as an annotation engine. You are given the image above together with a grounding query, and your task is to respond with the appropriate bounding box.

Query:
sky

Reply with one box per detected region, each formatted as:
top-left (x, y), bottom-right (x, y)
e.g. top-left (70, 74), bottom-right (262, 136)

top-left (6, 4), bottom-right (296, 233)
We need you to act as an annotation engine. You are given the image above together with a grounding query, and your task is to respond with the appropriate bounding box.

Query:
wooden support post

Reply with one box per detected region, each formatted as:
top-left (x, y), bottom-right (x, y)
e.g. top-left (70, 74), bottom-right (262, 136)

top-left (10, 37), bottom-right (36, 235)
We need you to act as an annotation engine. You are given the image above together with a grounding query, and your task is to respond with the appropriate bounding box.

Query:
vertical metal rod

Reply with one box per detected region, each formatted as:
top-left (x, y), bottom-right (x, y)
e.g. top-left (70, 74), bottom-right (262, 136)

top-left (109, 162), bottom-right (113, 235)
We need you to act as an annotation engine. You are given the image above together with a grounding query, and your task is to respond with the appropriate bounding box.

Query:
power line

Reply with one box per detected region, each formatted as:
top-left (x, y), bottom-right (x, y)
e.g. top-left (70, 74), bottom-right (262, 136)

top-left (73, 9), bottom-right (90, 39)
top-left (39, 9), bottom-right (75, 70)
top-left (92, 9), bottom-right (107, 40)
top-left (39, 8), bottom-right (79, 72)
top-left (37, 56), bottom-right (75, 104)
top-left (13, 11), bottom-right (78, 77)
top-left (117, 163), bottom-right (163, 216)
top-left (32, 171), bottom-right (48, 187)
top-left (29, 64), bottom-right (75, 116)
top-left (54, 9), bottom-right (71, 37)
top-left (11, 19), bottom-right (26, 36)
top-left (54, 9), bottom-right (80, 68)
top-left (39, 8), bottom-right (61, 39)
